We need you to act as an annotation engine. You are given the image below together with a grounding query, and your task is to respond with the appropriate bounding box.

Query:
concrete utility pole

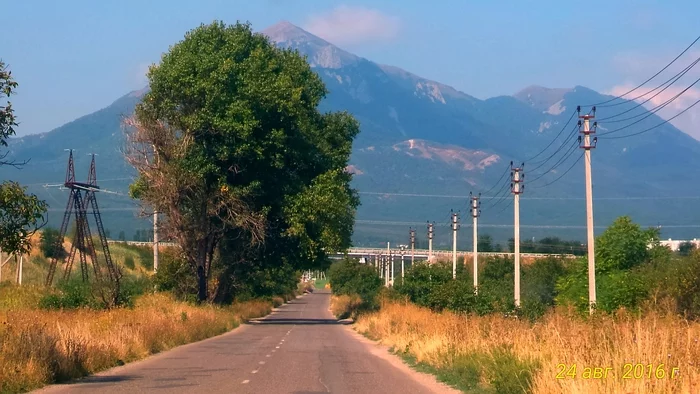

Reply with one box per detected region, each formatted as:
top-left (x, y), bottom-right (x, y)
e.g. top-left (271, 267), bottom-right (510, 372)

top-left (386, 242), bottom-right (391, 286)
top-left (470, 192), bottom-right (481, 294)
top-left (400, 245), bottom-right (406, 280)
top-left (451, 211), bottom-right (460, 279)
top-left (511, 161), bottom-right (524, 307)
top-left (410, 227), bottom-right (416, 266)
top-left (16, 255), bottom-right (23, 285)
top-left (153, 210), bottom-right (159, 273)
top-left (578, 105), bottom-right (598, 315)
top-left (427, 221), bottom-right (434, 262)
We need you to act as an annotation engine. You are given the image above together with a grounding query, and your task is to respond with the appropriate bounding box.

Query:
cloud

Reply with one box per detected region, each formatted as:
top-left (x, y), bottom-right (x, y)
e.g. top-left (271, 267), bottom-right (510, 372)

top-left (606, 51), bottom-right (700, 139)
top-left (605, 83), bottom-right (700, 139)
top-left (303, 5), bottom-right (400, 46)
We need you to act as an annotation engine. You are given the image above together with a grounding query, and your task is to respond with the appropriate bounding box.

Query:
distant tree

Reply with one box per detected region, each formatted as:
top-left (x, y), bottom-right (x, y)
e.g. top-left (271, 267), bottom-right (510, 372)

top-left (678, 241), bottom-right (695, 256)
top-left (133, 230), bottom-right (141, 242)
top-left (104, 229), bottom-right (111, 238)
top-left (0, 60), bottom-right (48, 254)
top-left (40, 227), bottom-right (67, 259)
top-left (596, 216), bottom-right (659, 272)
top-left (118, 231), bottom-right (126, 241)
top-left (507, 238), bottom-right (515, 253)
top-left (477, 234), bottom-right (494, 252)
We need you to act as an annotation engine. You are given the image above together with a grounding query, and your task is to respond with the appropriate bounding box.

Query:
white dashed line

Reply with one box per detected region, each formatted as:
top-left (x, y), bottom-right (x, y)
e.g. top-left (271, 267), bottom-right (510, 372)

top-left (252, 370), bottom-right (259, 374)
top-left (266, 354), bottom-right (271, 357)
top-left (242, 380), bottom-right (250, 384)
top-left (259, 361), bottom-right (266, 365)
top-left (272, 349), bottom-right (276, 353)
top-left (276, 346), bottom-right (280, 349)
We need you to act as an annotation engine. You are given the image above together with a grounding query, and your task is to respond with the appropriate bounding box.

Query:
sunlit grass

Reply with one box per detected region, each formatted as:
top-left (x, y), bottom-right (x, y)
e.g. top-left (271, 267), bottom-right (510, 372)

top-left (355, 300), bottom-right (700, 393)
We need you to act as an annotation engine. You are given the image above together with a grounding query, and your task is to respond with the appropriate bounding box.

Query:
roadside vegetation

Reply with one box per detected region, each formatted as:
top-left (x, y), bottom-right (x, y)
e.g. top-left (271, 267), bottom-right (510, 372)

top-left (335, 215), bottom-right (700, 393)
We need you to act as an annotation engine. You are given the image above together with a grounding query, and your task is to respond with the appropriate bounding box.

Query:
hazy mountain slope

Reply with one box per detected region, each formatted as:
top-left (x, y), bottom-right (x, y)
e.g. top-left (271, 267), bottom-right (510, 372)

top-left (1, 21), bottom-right (699, 246)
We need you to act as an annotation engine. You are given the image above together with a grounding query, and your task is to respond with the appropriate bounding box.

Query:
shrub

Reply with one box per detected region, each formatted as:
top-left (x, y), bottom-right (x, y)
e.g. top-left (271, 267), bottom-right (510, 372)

top-left (596, 216), bottom-right (658, 271)
top-left (39, 279), bottom-right (99, 309)
top-left (152, 250), bottom-right (198, 302)
top-left (331, 294), bottom-right (363, 319)
top-left (123, 256), bottom-right (136, 270)
top-left (39, 228), bottom-right (67, 259)
top-left (328, 258), bottom-right (382, 310)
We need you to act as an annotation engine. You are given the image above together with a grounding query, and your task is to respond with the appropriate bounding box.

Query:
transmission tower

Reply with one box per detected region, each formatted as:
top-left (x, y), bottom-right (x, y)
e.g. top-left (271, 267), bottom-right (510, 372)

top-left (46, 151), bottom-right (120, 287)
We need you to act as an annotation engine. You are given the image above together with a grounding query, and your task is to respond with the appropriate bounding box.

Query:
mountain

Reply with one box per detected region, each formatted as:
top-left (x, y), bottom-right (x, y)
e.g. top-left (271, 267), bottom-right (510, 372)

top-left (2, 21), bottom-right (700, 247)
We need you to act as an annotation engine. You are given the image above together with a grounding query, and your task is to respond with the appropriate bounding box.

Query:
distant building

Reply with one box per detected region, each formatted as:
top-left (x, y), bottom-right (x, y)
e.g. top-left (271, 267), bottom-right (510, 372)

top-left (656, 238), bottom-right (700, 251)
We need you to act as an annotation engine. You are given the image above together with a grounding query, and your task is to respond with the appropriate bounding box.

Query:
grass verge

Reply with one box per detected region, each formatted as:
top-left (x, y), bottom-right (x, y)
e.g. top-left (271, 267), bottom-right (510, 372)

top-left (0, 290), bottom-right (272, 393)
top-left (355, 300), bottom-right (700, 393)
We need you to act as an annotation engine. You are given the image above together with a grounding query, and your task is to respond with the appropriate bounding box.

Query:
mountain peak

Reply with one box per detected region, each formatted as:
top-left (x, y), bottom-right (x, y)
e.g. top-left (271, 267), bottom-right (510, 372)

top-left (261, 20), bottom-right (359, 69)
top-left (513, 85), bottom-right (573, 114)
top-left (261, 21), bottom-right (319, 44)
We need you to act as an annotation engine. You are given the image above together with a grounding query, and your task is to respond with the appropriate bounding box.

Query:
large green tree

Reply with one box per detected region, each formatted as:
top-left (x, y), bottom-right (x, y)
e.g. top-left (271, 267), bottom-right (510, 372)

top-left (0, 60), bottom-right (47, 255)
top-left (126, 21), bottom-right (359, 301)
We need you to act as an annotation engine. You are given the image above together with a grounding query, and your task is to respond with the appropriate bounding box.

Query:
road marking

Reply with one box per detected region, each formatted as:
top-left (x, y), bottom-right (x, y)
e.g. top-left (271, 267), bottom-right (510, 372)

top-left (276, 346), bottom-right (280, 349)
top-left (252, 370), bottom-right (259, 374)
top-left (242, 380), bottom-right (250, 384)
top-left (272, 349), bottom-right (276, 352)
top-left (266, 354), bottom-right (271, 357)
top-left (259, 361), bottom-right (266, 365)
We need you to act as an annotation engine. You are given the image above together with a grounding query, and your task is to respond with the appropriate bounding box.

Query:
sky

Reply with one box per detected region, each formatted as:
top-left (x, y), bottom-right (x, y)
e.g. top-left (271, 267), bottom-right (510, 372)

top-left (2, 0), bottom-right (699, 137)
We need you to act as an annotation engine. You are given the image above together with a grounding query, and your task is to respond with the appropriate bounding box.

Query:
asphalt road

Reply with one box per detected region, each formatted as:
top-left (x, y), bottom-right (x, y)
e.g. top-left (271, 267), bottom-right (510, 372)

top-left (34, 290), bottom-right (459, 394)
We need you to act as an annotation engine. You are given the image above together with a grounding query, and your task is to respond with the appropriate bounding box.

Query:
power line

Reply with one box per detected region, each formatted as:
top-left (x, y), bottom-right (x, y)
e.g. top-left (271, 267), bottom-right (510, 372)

top-left (584, 34), bottom-right (700, 107)
top-left (531, 152), bottom-right (584, 189)
top-left (596, 56), bottom-right (700, 120)
top-left (523, 110), bottom-right (577, 162)
top-left (527, 137), bottom-right (580, 184)
top-left (599, 98), bottom-right (700, 140)
top-left (597, 75), bottom-right (700, 136)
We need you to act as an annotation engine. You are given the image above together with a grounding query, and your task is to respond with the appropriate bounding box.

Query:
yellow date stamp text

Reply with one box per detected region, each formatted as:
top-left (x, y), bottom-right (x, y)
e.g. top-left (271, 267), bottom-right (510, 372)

top-left (555, 363), bottom-right (680, 380)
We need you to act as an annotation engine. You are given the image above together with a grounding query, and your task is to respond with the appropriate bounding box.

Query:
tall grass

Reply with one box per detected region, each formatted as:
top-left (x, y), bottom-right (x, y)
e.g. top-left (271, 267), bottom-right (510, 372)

top-left (0, 290), bottom-right (272, 393)
top-left (355, 300), bottom-right (700, 394)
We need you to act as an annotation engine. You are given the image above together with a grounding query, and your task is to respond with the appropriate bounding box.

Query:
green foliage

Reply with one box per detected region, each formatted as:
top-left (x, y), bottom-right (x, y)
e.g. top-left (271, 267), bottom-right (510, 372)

top-left (118, 231), bottom-right (126, 241)
top-left (392, 261), bottom-right (452, 307)
top-left (477, 234), bottom-right (495, 252)
top-left (596, 216), bottom-right (658, 272)
top-left (678, 241), bottom-right (695, 256)
top-left (0, 181), bottom-right (47, 254)
top-left (123, 256), bottom-right (136, 270)
top-left (152, 251), bottom-right (198, 302)
top-left (39, 279), bottom-right (99, 309)
top-left (0, 60), bottom-right (19, 145)
top-left (130, 21), bottom-right (360, 302)
top-left (328, 258), bottom-right (382, 309)
top-left (40, 228), bottom-right (67, 259)
top-left (521, 237), bottom-right (586, 256)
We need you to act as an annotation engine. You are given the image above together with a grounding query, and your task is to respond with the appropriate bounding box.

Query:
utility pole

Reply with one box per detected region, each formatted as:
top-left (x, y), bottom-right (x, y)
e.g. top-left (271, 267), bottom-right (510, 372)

top-left (451, 210), bottom-right (460, 279)
top-left (409, 228), bottom-right (416, 266)
top-left (578, 105), bottom-right (598, 315)
top-left (470, 192), bottom-right (481, 294)
top-left (511, 161), bottom-right (524, 307)
top-left (386, 242), bottom-right (391, 286)
top-left (16, 255), bottom-right (23, 285)
top-left (153, 210), bottom-right (159, 273)
top-left (400, 245), bottom-right (406, 280)
top-left (427, 221), bottom-right (434, 262)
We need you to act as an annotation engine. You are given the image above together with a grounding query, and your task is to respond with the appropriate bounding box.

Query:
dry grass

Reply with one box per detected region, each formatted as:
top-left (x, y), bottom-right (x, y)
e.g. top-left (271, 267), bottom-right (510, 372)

top-left (330, 294), bottom-right (362, 319)
top-left (355, 300), bottom-right (700, 394)
top-left (0, 292), bottom-right (272, 393)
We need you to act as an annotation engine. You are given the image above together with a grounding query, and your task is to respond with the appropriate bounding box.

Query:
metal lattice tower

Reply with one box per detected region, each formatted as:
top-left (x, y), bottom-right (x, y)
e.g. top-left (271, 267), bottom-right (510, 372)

top-left (46, 151), bottom-right (120, 286)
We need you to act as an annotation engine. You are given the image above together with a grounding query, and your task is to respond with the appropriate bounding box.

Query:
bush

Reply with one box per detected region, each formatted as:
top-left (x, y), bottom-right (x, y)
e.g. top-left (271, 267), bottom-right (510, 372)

top-left (39, 279), bottom-right (99, 309)
top-left (393, 261), bottom-right (452, 307)
top-left (331, 294), bottom-right (363, 319)
top-left (40, 228), bottom-right (67, 259)
top-left (152, 250), bottom-right (198, 302)
top-left (328, 258), bottom-right (382, 310)
top-left (123, 256), bottom-right (136, 270)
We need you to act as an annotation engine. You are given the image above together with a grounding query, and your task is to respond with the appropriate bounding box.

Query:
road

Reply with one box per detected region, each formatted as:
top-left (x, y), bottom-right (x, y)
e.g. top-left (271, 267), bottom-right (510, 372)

top-left (35, 290), bottom-right (459, 394)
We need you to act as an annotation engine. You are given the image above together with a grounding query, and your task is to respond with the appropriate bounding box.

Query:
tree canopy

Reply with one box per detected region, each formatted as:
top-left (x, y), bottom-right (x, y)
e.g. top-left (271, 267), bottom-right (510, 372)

top-left (0, 60), bottom-right (47, 254)
top-left (126, 21), bottom-right (360, 301)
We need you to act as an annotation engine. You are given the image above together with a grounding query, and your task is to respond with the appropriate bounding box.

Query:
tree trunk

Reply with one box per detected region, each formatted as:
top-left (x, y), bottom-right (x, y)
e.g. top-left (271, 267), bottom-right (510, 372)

top-left (197, 264), bottom-right (207, 302)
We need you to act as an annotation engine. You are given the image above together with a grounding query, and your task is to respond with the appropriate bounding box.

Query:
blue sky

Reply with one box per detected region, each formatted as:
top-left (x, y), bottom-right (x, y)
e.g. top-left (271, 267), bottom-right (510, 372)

top-left (2, 0), bottom-right (698, 137)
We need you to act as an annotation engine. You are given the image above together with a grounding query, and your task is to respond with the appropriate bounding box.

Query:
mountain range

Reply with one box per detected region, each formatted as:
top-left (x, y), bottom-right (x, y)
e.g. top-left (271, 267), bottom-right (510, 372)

top-left (2, 21), bottom-right (699, 248)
